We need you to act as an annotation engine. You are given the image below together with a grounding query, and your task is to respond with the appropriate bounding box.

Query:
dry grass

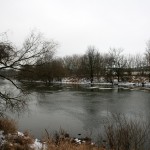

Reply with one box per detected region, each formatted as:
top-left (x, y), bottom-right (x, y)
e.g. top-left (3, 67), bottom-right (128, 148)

top-left (0, 118), bottom-right (103, 150)
top-left (44, 129), bottom-right (103, 150)
top-left (0, 117), bottom-right (34, 150)
top-left (2, 115), bottom-right (150, 150)
top-left (1, 130), bottom-right (34, 150)
top-left (102, 114), bottom-right (150, 150)
top-left (46, 138), bottom-right (102, 150)
top-left (0, 117), bottom-right (17, 134)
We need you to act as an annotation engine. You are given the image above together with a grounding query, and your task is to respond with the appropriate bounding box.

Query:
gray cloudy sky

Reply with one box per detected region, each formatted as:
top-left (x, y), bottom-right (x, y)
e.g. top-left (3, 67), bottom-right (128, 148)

top-left (0, 0), bottom-right (150, 56)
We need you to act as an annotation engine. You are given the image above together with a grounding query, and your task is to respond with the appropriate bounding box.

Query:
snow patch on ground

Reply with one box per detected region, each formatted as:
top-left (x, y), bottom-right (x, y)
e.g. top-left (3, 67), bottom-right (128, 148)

top-left (0, 131), bottom-right (5, 146)
top-left (30, 138), bottom-right (46, 150)
top-left (0, 130), bottom-right (46, 150)
top-left (0, 130), bottom-right (94, 149)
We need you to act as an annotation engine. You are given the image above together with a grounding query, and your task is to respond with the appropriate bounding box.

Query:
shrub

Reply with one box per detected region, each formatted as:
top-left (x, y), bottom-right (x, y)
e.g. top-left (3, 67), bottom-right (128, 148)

top-left (102, 114), bottom-right (150, 150)
top-left (0, 117), bottom-right (17, 134)
top-left (44, 129), bottom-right (100, 150)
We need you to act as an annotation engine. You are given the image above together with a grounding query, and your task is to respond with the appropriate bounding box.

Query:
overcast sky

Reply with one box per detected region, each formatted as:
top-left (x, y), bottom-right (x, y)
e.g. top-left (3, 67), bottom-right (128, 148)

top-left (0, 0), bottom-right (150, 56)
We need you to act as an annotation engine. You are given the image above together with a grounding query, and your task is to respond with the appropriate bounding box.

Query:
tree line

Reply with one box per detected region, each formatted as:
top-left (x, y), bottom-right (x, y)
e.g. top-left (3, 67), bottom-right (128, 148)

top-left (17, 46), bottom-right (150, 84)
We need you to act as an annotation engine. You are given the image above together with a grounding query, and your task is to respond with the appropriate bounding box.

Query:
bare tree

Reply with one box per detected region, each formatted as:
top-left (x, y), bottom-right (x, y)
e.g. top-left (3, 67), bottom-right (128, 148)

top-left (145, 40), bottom-right (150, 66)
top-left (108, 48), bottom-right (127, 82)
top-left (125, 55), bottom-right (135, 81)
top-left (104, 53), bottom-right (115, 83)
top-left (33, 57), bottom-right (65, 83)
top-left (145, 40), bottom-right (150, 81)
top-left (63, 54), bottom-right (82, 78)
top-left (134, 54), bottom-right (146, 84)
top-left (82, 46), bottom-right (97, 84)
top-left (81, 46), bottom-right (99, 84)
top-left (0, 31), bottom-right (57, 114)
top-left (94, 52), bottom-right (105, 82)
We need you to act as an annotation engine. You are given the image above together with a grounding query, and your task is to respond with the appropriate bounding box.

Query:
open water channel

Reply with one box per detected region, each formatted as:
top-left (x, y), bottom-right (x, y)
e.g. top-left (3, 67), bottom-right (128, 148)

top-left (1, 80), bottom-right (150, 141)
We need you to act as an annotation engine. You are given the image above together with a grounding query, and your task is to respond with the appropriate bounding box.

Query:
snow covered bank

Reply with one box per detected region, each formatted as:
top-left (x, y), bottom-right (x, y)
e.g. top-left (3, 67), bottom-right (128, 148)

top-left (0, 130), bottom-right (96, 150)
top-left (0, 130), bottom-right (46, 150)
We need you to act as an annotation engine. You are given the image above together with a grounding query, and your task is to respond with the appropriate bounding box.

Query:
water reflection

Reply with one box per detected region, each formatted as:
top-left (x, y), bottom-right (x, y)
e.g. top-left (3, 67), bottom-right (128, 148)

top-left (1, 81), bottom-right (150, 139)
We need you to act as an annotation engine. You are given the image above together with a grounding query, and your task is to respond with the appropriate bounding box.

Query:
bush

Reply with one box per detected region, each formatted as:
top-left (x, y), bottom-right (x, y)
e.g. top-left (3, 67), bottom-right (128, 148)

top-left (0, 117), bottom-right (17, 134)
top-left (44, 129), bottom-right (100, 150)
top-left (102, 114), bottom-right (150, 150)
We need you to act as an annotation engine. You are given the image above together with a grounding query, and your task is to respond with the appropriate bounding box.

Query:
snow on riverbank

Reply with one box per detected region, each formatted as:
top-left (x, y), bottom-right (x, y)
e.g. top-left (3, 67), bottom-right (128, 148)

top-left (0, 130), bottom-right (94, 150)
top-left (0, 130), bottom-right (46, 150)
top-left (20, 77), bottom-right (150, 88)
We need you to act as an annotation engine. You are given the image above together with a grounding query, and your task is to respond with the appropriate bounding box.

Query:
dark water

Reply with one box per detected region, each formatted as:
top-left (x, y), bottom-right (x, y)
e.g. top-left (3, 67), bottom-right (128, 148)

top-left (1, 80), bottom-right (150, 140)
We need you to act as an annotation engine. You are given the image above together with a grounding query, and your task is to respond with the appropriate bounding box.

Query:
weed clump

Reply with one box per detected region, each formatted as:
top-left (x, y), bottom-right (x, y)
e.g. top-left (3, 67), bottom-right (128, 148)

top-left (101, 114), bottom-right (150, 150)
top-left (0, 117), bottom-right (17, 134)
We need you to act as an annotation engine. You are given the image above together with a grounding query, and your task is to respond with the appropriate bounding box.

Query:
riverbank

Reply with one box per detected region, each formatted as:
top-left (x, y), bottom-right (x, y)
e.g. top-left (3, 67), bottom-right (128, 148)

top-left (1, 115), bottom-right (150, 150)
top-left (20, 79), bottom-right (150, 92)
top-left (0, 118), bottom-right (101, 150)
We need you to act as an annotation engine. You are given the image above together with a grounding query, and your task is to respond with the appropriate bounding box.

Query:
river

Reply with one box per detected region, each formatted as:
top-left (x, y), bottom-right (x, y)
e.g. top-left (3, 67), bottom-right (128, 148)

top-left (1, 80), bottom-right (150, 141)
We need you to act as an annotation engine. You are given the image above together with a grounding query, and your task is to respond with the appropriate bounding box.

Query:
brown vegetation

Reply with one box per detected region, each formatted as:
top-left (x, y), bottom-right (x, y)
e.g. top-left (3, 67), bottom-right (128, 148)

top-left (102, 114), bottom-right (150, 150)
top-left (0, 118), bottom-right (102, 150)
top-left (0, 118), bottom-right (33, 150)
top-left (0, 117), bottom-right (17, 134)
top-left (46, 139), bottom-right (101, 150)
top-left (44, 129), bottom-right (102, 150)
top-left (1, 115), bottom-right (150, 150)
